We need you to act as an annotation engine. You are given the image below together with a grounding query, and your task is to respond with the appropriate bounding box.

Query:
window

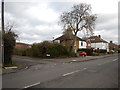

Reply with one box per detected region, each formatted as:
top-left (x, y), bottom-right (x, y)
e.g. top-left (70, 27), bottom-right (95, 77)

top-left (88, 44), bottom-right (90, 46)
top-left (55, 40), bottom-right (60, 43)
top-left (74, 41), bottom-right (76, 46)
top-left (81, 42), bottom-right (83, 46)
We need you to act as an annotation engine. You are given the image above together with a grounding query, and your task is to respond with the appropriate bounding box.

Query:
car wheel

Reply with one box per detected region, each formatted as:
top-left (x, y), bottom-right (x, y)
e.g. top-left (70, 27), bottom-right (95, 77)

top-left (82, 54), bottom-right (85, 57)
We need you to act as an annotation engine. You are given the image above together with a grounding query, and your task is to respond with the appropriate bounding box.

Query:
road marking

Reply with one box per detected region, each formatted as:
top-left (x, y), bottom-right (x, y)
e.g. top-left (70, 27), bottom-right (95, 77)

top-left (71, 60), bottom-right (77, 62)
top-left (4, 66), bottom-right (18, 69)
top-left (62, 70), bottom-right (79, 76)
top-left (112, 58), bottom-right (118, 61)
top-left (23, 82), bottom-right (41, 89)
top-left (62, 68), bottom-right (87, 77)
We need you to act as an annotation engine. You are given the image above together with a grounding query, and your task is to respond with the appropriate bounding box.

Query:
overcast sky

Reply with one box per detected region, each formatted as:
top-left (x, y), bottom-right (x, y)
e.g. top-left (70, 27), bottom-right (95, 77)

top-left (3, 0), bottom-right (119, 44)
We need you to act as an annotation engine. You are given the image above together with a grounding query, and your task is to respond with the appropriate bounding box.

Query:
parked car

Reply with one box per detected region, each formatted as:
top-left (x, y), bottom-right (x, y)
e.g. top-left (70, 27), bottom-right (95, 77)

top-left (76, 51), bottom-right (87, 56)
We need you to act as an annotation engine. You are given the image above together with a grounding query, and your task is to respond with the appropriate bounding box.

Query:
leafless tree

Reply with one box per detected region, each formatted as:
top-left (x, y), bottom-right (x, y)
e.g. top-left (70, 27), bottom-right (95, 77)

top-left (60, 3), bottom-right (97, 53)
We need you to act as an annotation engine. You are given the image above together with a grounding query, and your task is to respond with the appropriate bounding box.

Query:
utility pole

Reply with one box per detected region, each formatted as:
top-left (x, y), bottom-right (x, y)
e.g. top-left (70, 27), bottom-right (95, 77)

top-left (1, 0), bottom-right (4, 66)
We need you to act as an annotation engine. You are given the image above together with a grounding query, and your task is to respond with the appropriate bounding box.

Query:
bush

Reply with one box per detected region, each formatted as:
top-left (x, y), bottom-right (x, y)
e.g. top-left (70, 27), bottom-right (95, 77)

top-left (118, 49), bottom-right (120, 53)
top-left (13, 48), bottom-right (26, 56)
top-left (92, 53), bottom-right (99, 56)
top-left (77, 48), bottom-right (93, 56)
top-left (26, 48), bottom-right (32, 56)
top-left (4, 31), bottom-right (17, 64)
top-left (94, 49), bottom-right (107, 53)
top-left (13, 41), bottom-right (69, 58)
top-left (46, 43), bottom-right (68, 58)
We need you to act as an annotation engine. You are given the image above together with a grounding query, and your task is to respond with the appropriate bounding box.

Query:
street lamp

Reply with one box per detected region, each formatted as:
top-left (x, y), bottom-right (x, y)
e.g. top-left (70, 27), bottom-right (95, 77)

top-left (1, 0), bottom-right (4, 66)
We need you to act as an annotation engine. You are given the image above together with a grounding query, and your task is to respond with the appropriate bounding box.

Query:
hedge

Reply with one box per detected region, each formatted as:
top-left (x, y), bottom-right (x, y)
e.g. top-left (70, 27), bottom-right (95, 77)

top-left (94, 49), bottom-right (107, 53)
top-left (13, 42), bottom-right (69, 58)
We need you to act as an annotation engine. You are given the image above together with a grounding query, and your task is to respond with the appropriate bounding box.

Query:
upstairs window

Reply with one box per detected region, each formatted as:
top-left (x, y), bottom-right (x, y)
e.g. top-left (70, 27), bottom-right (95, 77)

top-left (74, 41), bottom-right (76, 46)
top-left (81, 42), bottom-right (83, 46)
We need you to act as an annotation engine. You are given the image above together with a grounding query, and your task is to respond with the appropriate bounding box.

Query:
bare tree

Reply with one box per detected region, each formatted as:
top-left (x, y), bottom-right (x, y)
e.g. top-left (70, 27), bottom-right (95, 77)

top-left (60, 3), bottom-right (97, 53)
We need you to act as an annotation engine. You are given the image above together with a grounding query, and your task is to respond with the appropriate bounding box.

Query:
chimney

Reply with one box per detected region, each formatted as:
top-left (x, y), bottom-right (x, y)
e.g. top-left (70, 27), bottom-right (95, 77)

top-left (110, 41), bottom-right (112, 43)
top-left (98, 35), bottom-right (101, 38)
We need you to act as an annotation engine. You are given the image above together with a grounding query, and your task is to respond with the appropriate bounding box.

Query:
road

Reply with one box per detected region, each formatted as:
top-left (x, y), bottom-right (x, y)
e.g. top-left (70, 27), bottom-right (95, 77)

top-left (2, 54), bottom-right (118, 89)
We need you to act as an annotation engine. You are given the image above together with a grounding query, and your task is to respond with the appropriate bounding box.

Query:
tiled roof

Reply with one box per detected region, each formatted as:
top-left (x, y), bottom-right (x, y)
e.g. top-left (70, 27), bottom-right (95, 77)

top-left (53, 35), bottom-right (85, 41)
top-left (16, 42), bottom-right (31, 46)
top-left (85, 36), bottom-right (108, 43)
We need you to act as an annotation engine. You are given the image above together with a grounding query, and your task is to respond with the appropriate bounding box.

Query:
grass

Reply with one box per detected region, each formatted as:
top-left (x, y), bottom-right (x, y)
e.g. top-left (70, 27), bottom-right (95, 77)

top-left (4, 61), bottom-right (18, 67)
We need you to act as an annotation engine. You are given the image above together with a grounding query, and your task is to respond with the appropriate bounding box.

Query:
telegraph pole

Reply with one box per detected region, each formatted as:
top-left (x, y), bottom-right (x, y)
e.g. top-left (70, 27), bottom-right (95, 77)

top-left (1, 0), bottom-right (4, 66)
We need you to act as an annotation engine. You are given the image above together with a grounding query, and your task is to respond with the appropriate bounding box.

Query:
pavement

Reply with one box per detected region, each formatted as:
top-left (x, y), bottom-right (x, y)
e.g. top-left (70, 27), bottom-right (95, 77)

top-left (2, 54), bottom-right (117, 75)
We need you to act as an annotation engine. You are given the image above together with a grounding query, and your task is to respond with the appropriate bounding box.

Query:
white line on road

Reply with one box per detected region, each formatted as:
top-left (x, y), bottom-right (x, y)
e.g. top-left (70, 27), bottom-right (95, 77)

top-left (62, 70), bottom-right (79, 76)
top-left (23, 82), bottom-right (41, 89)
top-left (112, 58), bottom-right (118, 61)
top-left (83, 68), bottom-right (87, 70)
top-left (71, 60), bottom-right (77, 62)
top-left (62, 68), bottom-right (87, 77)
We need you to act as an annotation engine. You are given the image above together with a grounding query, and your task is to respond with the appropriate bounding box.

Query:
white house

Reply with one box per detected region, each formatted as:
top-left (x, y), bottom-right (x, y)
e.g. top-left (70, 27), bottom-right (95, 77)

top-left (86, 35), bottom-right (109, 52)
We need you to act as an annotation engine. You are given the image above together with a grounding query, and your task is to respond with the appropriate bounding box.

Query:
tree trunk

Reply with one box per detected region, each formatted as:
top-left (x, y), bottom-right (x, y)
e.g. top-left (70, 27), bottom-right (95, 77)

top-left (69, 32), bottom-right (77, 56)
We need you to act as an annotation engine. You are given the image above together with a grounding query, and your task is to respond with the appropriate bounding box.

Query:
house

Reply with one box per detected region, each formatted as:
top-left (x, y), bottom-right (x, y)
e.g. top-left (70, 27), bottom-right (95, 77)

top-left (53, 34), bottom-right (86, 53)
top-left (84, 35), bottom-right (109, 52)
top-left (15, 42), bottom-right (31, 50)
top-left (109, 41), bottom-right (118, 51)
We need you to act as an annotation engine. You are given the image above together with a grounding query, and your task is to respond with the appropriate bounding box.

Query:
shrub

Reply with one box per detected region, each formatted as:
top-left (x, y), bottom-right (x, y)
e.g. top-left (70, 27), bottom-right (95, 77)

top-left (4, 31), bottom-right (17, 64)
top-left (94, 49), bottom-right (107, 53)
top-left (13, 48), bottom-right (26, 56)
top-left (13, 41), bottom-right (69, 58)
top-left (92, 53), bottom-right (99, 56)
top-left (46, 43), bottom-right (68, 58)
top-left (118, 49), bottom-right (120, 53)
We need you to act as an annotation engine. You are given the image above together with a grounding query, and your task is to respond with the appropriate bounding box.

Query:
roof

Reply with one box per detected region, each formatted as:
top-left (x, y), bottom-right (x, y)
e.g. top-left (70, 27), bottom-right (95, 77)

top-left (53, 35), bottom-right (85, 41)
top-left (85, 36), bottom-right (108, 43)
top-left (16, 42), bottom-right (31, 46)
top-left (109, 42), bottom-right (118, 47)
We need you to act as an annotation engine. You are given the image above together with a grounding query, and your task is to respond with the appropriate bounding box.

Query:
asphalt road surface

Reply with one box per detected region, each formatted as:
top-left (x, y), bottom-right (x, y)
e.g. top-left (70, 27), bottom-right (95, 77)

top-left (2, 54), bottom-right (118, 89)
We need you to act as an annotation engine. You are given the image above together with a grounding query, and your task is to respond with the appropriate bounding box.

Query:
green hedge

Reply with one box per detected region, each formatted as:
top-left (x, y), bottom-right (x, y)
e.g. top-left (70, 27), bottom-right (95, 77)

top-left (13, 48), bottom-right (26, 56)
top-left (46, 43), bottom-right (68, 58)
top-left (13, 41), bottom-right (69, 58)
top-left (94, 49), bottom-right (107, 53)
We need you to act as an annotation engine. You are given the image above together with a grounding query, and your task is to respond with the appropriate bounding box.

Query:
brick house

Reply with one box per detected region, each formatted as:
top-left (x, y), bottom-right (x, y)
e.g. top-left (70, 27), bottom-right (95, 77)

top-left (109, 41), bottom-right (118, 51)
top-left (15, 42), bottom-right (31, 50)
top-left (53, 34), bottom-right (86, 53)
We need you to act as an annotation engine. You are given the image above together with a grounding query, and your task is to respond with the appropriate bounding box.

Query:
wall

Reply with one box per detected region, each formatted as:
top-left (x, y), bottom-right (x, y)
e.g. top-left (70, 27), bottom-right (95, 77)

top-left (79, 41), bottom-right (86, 49)
top-left (15, 43), bottom-right (31, 50)
top-left (91, 42), bottom-right (109, 52)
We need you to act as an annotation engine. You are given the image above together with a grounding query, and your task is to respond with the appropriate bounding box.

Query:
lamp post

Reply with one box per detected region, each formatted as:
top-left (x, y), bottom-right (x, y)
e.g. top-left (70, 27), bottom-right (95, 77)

top-left (1, 0), bottom-right (4, 66)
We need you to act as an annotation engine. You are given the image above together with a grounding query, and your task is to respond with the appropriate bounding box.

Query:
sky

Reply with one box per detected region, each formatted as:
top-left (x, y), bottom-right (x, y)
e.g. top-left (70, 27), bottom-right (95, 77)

top-left (2, 0), bottom-right (119, 44)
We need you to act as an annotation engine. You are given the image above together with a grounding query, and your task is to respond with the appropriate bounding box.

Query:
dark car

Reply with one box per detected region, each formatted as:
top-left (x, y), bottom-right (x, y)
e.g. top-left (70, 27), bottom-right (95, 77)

top-left (77, 51), bottom-right (87, 56)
